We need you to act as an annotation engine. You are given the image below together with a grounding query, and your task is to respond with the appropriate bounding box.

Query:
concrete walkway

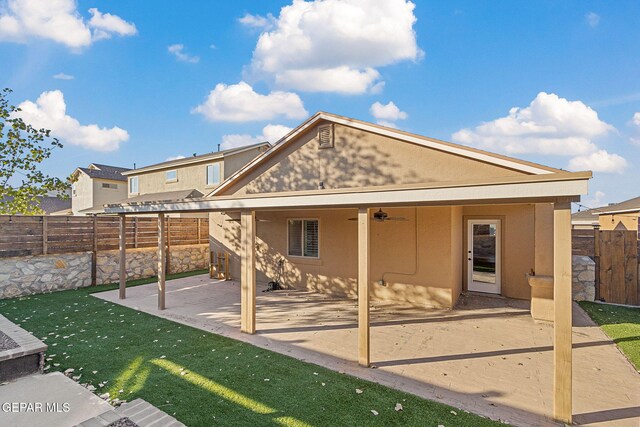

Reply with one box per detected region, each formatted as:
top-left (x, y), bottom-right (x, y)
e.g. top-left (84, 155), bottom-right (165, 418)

top-left (95, 274), bottom-right (640, 427)
top-left (0, 372), bottom-right (112, 427)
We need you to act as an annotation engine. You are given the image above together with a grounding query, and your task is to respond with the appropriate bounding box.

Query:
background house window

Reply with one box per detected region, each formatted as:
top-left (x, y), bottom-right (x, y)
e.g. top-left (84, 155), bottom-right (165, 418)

top-left (101, 183), bottom-right (118, 189)
top-left (72, 184), bottom-right (76, 197)
top-left (288, 219), bottom-right (319, 258)
top-left (129, 177), bottom-right (139, 193)
top-left (166, 170), bottom-right (177, 182)
top-left (207, 163), bottom-right (221, 186)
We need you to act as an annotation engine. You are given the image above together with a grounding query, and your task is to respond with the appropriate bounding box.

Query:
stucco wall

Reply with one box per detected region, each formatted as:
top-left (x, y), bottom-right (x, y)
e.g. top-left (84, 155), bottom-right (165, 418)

top-left (91, 178), bottom-right (128, 210)
top-left (463, 204), bottom-right (536, 300)
top-left (128, 147), bottom-right (264, 197)
top-left (224, 122), bottom-right (530, 196)
top-left (0, 244), bottom-right (209, 300)
top-left (598, 213), bottom-right (639, 231)
top-left (212, 205), bottom-right (538, 308)
top-left (72, 173), bottom-right (94, 214)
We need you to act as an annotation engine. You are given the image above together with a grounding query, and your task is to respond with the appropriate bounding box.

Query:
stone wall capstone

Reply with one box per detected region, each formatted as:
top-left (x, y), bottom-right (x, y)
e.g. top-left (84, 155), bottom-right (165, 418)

top-left (572, 255), bottom-right (596, 301)
top-left (0, 252), bottom-right (92, 299)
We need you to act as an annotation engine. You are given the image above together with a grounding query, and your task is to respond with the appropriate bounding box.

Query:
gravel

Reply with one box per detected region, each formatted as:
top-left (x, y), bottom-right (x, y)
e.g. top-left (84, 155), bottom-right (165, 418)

top-left (107, 417), bottom-right (139, 427)
top-left (0, 330), bottom-right (19, 351)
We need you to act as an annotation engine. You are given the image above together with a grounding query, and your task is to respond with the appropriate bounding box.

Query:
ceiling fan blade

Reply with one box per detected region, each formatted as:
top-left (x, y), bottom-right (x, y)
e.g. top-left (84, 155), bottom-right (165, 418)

top-left (347, 218), bottom-right (357, 221)
top-left (385, 217), bottom-right (409, 221)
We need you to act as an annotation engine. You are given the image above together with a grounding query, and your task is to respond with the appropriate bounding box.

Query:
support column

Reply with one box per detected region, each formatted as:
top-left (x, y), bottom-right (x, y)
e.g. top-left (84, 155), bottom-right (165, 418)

top-left (240, 210), bottom-right (256, 334)
top-left (553, 202), bottom-right (572, 423)
top-left (358, 207), bottom-right (370, 367)
top-left (118, 214), bottom-right (126, 300)
top-left (158, 213), bottom-right (166, 310)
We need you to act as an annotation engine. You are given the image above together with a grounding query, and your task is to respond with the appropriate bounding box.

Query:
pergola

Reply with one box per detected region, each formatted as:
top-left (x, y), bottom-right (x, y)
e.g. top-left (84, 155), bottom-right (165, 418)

top-left (106, 171), bottom-right (590, 424)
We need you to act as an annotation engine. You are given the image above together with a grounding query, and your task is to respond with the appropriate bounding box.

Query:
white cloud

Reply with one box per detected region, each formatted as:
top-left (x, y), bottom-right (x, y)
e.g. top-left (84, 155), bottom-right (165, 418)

top-left (53, 72), bottom-right (74, 80)
top-left (87, 8), bottom-right (136, 40)
top-left (584, 190), bottom-right (606, 208)
top-left (370, 101), bottom-right (407, 127)
top-left (15, 90), bottom-right (129, 151)
top-left (246, 0), bottom-right (422, 94)
top-left (165, 155), bottom-right (186, 161)
top-left (452, 92), bottom-right (625, 173)
top-left (586, 12), bottom-right (600, 28)
top-left (168, 44), bottom-right (199, 63)
top-left (192, 81), bottom-right (307, 122)
top-left (221, 124), bottom-right (292, 150)
top-left (568, 150), bottom-right (627, 173)
top-left (239, 13), bottom-right (275, 30)
top-left (633, 112), bottom-right (640, 127)
top-left (0, 0), bottom-right (136, 49)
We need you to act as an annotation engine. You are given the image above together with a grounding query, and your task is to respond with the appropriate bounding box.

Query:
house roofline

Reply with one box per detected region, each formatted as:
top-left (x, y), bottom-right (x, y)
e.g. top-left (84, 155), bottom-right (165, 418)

top-left (209, 111), bottom-right (568, 197)
top-left (104, 171), bottom-right (590, 214)
top-left (122, 142), bottom-right (270, 176)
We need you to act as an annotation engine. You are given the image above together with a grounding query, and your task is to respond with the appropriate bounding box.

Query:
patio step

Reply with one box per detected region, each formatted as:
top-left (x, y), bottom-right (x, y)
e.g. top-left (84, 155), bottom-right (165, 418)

top-left (0, 314), bottom-right (47, 381)
top-left (75, 399), bottom-right (185, 427)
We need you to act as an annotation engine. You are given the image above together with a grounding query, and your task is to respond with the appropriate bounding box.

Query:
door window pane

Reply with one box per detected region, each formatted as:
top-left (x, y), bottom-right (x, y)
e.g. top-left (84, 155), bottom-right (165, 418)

top-left (472, 223), bottom-right (496, 284)
top-left (288, 219), bottom-right (319, 258)
top-left (288, 220), bottom-right (302, 256)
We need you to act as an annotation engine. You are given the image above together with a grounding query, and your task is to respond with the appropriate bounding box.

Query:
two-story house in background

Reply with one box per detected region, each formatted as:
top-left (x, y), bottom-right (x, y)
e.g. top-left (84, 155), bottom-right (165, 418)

top-left (71, 164), bottom-right (130, 215)
top-left (119, 142), bottom-right (270, 217)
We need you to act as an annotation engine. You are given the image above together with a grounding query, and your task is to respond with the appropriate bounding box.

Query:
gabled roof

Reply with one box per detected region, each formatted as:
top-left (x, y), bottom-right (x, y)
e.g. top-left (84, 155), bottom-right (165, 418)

top-left (74, 164), bottom-right (130, 182)
top-left (571, 208), bottom-right (599, 224)
top-left (0, 196), bottom-right (71, 215)
top-left (597, 196), bottom-right (640, 215)
top-left (122, 142), bottom-right (270, 176)
top-left (209, 112), bottom-right (564, 197)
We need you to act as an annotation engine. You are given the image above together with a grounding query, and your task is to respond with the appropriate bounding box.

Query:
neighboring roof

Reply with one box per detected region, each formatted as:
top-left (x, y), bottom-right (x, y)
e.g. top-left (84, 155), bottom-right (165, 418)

top-left (597, 196), bottom-right (640, 215)
top-left (571, 208), bottom-right (599, 224)
top-left (38, 196), bottom-right (72, 214)
top-left (0, 196), bottom-right (71, 215)
top-left (122, 142), bottom-right (270, 176)
top-left (210, 111), bottom-right (565, 197)
top-left (104, 171), bottom-right (591, 214)
top-left (74, 164), bottom-right (130, 182)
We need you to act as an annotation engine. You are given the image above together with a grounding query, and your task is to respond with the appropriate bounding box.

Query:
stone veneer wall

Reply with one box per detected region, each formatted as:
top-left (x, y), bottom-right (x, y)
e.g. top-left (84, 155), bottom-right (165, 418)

top-left (0, 244), bottom-right (209, 299)
top-left (0, 253), bottom-right (92, 299)
top-left (96, 244), bottom-right (209, 284)
top-left (572, 255), bottom-right (596, 301)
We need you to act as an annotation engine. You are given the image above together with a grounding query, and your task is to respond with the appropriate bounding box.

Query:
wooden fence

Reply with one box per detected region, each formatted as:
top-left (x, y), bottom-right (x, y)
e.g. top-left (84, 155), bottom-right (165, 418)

top-left (572, 228), bottom-right (640, 305)
top-left (0, 215), bottom-right (209, 258)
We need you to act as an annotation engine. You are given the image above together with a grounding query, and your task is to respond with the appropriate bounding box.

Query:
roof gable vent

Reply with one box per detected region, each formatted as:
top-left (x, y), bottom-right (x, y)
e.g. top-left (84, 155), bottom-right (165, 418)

top-left (318, 124), bottom-right (334, 149)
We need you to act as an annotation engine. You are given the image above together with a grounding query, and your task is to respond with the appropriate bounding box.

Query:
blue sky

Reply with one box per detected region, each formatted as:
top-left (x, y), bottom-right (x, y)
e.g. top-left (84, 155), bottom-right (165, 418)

top-left (1, 0), bottom-right (639, 208)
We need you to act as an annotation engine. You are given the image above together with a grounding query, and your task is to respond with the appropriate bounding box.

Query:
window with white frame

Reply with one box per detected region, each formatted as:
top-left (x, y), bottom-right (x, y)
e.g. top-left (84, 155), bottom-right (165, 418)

top-left (206, 163), bottom-right (221, 186)
top-left (288, 219), bottom-right (319, 258)
top-left (129, 176), bottom-right (139, 194)
top-left (165, 170), bottom-right (177, 182)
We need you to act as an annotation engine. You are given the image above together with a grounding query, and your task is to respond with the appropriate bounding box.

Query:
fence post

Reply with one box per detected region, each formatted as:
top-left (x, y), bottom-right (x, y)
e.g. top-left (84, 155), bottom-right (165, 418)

top-left (91, 215), bottom-right (97, 286)
top-left (42, 216), bottom-right (48, 255)
top-left (166, 217), bottom-right (171, 274)
top-left (133, 217), bottom-right (138, 248)
top-left (593, 225), bottom-right (600, 301)
top-left (197, 218), bottom-right (201, 244)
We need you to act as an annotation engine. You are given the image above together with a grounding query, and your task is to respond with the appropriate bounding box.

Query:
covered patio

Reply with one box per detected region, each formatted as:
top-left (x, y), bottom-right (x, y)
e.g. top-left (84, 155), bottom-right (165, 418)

top-left (94, 274), bottom-right (640, 426)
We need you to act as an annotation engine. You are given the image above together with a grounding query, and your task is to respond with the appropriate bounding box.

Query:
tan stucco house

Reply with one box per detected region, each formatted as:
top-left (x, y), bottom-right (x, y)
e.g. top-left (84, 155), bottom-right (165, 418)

top-left (71, 164), bottom-right (130, 215)
top-left (597, 196), bottom-right (640, 231)
top-left (117, 143), bottom-right (269, 217)
top-left (105, 112), bottom-right (591, 423)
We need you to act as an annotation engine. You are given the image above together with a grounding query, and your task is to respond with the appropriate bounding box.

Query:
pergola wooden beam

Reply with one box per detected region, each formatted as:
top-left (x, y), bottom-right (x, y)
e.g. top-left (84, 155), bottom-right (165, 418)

top-left (240, 210), bottom-right (256, 334)
top-left (553, 201), bottom-right (572, 423)
top-left (158, 212), bottom-right (166, 310)
top-left (118, 214), bottom-right (126, 299)
top-left (358, 207), bottom-right (370, 367)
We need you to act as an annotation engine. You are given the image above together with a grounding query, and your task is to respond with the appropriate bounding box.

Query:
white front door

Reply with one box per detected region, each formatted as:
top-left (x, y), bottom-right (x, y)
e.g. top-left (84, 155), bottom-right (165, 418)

top-left (467, 220), bottom-right (501, 294)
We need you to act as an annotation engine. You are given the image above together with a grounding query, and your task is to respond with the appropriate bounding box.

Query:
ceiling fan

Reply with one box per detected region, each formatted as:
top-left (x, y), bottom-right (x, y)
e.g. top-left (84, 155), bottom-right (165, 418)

top-left (348, 208), bottom-right (408, 222)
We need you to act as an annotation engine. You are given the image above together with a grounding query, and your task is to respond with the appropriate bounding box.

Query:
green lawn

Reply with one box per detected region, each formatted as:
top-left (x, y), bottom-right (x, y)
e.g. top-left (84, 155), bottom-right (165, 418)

top-left (0, 273), bottom-right (500, 427)
top-left (578, 301), bottom-right (640, 370)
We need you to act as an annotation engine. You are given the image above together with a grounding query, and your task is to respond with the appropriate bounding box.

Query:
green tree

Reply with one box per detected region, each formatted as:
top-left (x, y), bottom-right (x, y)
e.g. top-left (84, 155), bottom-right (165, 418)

top-left (0, 88), bottom-right (70, 215)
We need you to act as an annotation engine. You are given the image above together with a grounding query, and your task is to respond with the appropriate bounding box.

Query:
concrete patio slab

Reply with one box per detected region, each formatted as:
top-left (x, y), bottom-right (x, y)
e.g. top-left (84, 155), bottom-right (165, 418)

top-left (94, 274), bottom-right (640, 427)
top-left (0, 372), bottom-right (112, 427)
